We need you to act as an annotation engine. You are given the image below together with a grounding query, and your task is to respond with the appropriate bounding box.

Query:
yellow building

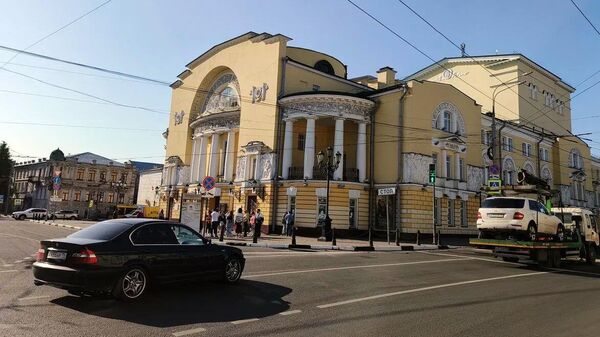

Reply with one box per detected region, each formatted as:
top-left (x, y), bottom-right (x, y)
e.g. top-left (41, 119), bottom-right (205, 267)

top-left (160, 33), bottom-right (599, 237)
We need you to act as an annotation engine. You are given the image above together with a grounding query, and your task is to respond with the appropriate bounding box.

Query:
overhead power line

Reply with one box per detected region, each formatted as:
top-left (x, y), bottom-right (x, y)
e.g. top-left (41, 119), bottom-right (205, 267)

top-left (570, 0), bottom-right (600, 37)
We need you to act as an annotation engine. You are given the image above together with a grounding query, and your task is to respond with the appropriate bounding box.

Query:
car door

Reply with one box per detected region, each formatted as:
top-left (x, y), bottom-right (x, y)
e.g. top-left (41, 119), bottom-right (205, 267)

top-left (537, 202), bottom-right (555, 234)
top-left (129, 223), bottom-right (182, 283)
top-left (168, 224), bottom-right (212, 279)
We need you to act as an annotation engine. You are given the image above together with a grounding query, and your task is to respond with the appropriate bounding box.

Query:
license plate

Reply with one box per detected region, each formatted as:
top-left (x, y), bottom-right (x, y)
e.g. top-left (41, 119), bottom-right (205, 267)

top-left (47, 250), bottom-right (67, 261)
top-left (487, 213), bottom-right (504, 218)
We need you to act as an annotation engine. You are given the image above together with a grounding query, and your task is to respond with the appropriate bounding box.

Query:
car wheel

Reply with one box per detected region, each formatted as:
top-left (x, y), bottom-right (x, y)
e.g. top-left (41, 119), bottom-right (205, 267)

top-left (555, 224), bottom-right (565, 242)
top-left (527, 222), bottom-right (537, 241)
top-left (224, 258), bottom-right (242, 283)
top-left (586, 244), bottom-right (597, 265)
top-left (18, 215), bottom-right (26, 220)
top-left (70, 216), bottom-right (76, 220)
top-left (113, 267), bottom-right (148, 302)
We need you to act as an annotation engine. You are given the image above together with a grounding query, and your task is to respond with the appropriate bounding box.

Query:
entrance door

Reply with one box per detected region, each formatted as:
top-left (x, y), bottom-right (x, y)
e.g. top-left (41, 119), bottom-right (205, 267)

top-left (375, 195), bottom-right (395, 232)
top-left (247, 196), bottom-right (258, 213)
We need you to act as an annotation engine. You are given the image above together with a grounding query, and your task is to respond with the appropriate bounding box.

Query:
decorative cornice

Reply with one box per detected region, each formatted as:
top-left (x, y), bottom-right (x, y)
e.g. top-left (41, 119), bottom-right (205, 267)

top-left (279, 94), bottom-right (374, 122)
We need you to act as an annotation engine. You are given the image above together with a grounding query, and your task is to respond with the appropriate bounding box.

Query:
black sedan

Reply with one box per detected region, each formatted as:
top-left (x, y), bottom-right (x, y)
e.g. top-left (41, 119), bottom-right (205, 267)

top-left (32, 219), bottom-right (245, 301)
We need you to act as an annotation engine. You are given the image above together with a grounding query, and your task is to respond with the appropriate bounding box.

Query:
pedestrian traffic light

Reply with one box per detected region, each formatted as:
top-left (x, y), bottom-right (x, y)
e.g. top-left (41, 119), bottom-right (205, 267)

top-left (429, 163), bottom-right (436, 184)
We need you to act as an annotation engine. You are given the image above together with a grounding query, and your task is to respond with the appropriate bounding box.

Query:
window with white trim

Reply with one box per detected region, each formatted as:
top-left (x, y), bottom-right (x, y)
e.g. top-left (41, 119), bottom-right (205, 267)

top-left (528, 83), bottom-right (538, 100)
top-left (539, 147), bottom-right (549, 161)
top-left (502, 136), bottom-right (513, 152)
top-left (460, 200), bottom-right (468, 227)
top-left (481, 130), bottom-right (492, 145)
top-left (459, 158), bottom-right (466, 181)
top-left (446, 155), bottom-right (452, 178)
top-left (442, 111), bottom-right (451, 132)
top-left (522, 142), bottom-right (532, 157)
top-left (570, 149), bottom-right (582, 169)
top-left (447, 199), bottom-right (455, 226)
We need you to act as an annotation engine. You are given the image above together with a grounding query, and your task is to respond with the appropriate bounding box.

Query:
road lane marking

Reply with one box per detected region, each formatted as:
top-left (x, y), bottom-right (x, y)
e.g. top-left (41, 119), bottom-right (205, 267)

top-left (230, 318), bottom-right (260, 325)
top-left (0, 270), bottom-right (20, 273)
top-left (316, 271), bottom-right (549, 309)
top-left (0, 233), bottom-right (40, 242)
top-left (547, 267), bottom-right (600, 277)
top-left (279, 310), bottom-right (302, 316)
top-left (2, 264), bottom-right (14, 268)
top-left (18, 296), bottom-right (50, 301)
top-left (172, 327), bottom-right (206, 336)
top-left (418, 251), bottom-right (521, 265)
top-left (244, 258), bottom-right (470, 278)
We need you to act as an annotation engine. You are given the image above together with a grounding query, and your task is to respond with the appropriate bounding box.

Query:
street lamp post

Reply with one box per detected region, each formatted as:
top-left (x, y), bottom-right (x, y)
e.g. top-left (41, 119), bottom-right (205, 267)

top-left (110, 180), bottom-right (127, 218)
top-left (316, 147), bottom-right (341, 242)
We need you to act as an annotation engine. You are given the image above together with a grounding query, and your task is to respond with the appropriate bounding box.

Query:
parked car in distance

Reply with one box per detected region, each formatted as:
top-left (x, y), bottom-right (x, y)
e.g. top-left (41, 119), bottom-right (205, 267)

top-left (49, 210), bottom-right (79, 220)
top-left (124, 210), bottom-right (143, 218)
top-left (477, 197), bottom-right (565, 241)
top-left (12, 208), bottom-right (48, 220)
top-left (32, 219), bottom-right (245, 301)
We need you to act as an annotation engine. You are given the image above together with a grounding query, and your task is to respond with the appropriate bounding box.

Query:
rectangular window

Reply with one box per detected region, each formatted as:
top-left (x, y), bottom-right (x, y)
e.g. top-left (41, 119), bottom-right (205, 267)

top-left (432, 153), bottom-right (438, 177)
top-left (480, 130), bottom-right (492, 145)
top-left (85, 192), bottom-right (90, 201)
top-left (349, 199), bottom-right (358, 229)
top-left (502, 137), bottom-right (513, 152)
top-left (88, 171), bottom-right (96, 181)
top-left (539, 148), bottom-right (549, 161)
top-left (62, 192), bottom-right (68, 201)
top-left (98, 192), bottom-right (104, 203)
top-left (76, 170), bottom-right (84, 180)
top-left (460, 200), bottom-right (468, 227)
top-left (108, 194), bottom-right (114, 203)
top-left (298, 134), bottom-right (306, 151)
top-left (111, 173), bottom-right (117, 182)
top-left (100, 172), bottom-right (106, 182)
top-left (447, 199), bottom-right (455, 226)
top-left (250, 158), bottom-right (257, 179)
top-left (74, 191), bottom-right (81, 201)
top-left (445, 155), bottom-right (452, 178)
top-left (522, 143), bottom-right (532, 157)
top-left (459, 158), bottom-right (466, 181)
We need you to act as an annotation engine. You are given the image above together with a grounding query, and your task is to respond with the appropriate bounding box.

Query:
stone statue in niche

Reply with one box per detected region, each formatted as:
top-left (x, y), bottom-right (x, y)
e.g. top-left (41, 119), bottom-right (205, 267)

top-left (235, 156), bottom-right (247, 182)
top-left (261, 154), bottom-right (273, 180)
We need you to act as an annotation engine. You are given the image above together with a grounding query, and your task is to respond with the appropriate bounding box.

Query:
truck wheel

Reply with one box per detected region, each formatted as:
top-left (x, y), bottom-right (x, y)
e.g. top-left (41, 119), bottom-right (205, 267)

top-left (555, 224), bottom-right (565, 242)
top-left (586, 244), bottom-right (597, 265)
top-left (18, 215), bottom-right (26, 220)
top-left (527, 223), bottom-right (537, 241)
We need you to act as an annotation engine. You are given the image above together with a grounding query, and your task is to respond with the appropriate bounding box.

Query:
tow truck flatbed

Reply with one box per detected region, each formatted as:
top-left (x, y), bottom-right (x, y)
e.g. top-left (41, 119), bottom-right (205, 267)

top-left (470, 238), bottom-right (582, 250)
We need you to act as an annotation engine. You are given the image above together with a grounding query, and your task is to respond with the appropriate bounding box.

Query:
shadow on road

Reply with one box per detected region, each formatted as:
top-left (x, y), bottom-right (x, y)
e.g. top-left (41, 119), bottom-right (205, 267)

top-left (51, 279), bottom-right (291, 328)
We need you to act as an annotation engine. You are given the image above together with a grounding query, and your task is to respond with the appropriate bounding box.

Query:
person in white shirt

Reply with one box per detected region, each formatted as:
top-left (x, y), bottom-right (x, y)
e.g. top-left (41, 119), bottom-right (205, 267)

top-left (210, 209), bottom-right (220, 238)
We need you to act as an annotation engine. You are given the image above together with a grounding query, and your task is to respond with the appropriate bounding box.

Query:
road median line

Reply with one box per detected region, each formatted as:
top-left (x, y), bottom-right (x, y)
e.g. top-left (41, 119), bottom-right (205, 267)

top-left (172, 327), bottom-right (206, 336)
top-left (316, 271), bottom-right (549, 309)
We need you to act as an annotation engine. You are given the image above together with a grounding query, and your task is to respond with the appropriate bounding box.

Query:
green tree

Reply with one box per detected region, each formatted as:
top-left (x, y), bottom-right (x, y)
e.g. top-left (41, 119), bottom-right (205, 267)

top-left (0, 142), bottom-right (12, 213)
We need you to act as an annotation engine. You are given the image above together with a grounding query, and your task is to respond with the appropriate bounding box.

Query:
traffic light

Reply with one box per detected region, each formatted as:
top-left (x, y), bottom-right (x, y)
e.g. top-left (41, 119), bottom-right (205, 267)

top-left (429, 163), bottom-right (436, 184)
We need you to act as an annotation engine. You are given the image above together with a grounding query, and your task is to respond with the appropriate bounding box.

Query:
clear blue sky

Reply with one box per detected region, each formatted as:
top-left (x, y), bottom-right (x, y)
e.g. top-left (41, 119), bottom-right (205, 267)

top-left (1, 0), bottom-right (600, 163)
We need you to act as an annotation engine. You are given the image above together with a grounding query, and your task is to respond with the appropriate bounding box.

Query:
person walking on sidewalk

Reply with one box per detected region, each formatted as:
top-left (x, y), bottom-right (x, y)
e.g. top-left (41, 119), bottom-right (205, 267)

top-left (243, 210), bottom-right (250, 237)
top-left (234, 208), bottom-right (243, 238)
top-left (285, 210), bottom-right (295, 236)
top-left (281, 211), bottom-right (289, 236)
top-left (226, 210), bottom-right (234, 237)
top-left (210, 208), bottom-right (220, 238)
top-left (255, 209), bottom-right (264, 238)
top-left (249, 211), bottom-right (256, 237)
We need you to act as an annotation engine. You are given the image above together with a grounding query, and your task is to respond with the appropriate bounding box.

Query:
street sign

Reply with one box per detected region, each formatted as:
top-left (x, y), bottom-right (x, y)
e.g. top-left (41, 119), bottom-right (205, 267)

top-left (488, 178), bottom-right (501, 196)
top-left (428, 163), bottom-right (436, 184)
top-left (489, 164), bottom-right (500, 175)
top-left (202, 176), bottom-right (216, 191)
top-left (378, 187), bottom-right (396, 196)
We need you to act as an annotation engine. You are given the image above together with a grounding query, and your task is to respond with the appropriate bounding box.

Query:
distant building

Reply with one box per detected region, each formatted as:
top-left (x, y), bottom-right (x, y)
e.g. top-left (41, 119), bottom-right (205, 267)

top-left (135, 167), bottom-right (163, 206)
top-left (12, 149), bottom-right (136, 218)
top-left (126, 161), bottom-right (163, 207)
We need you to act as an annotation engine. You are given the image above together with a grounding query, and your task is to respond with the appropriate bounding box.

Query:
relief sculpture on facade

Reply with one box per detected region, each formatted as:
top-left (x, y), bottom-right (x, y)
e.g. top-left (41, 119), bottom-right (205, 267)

top-left (402, 153), bottom-right (430, 184)
top-left (235, 156), bottom-right (247, 182)
top-left (261, 153), bottom-right (275, 180)
top-left (467, 166), bottom-right (484, 192)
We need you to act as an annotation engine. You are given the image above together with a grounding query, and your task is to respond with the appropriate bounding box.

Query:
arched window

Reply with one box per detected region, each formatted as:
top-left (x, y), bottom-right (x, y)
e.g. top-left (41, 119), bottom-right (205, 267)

top-left (503, 157), bottom-right (516, 186)
top-left (201, 72), bottom-right (241, 115)
top-left (542, 167), bottom-right (551, 182)
top-left (443, 111), bottom-right (451, 131)
top-left (523, 162), bottom-right (535, 175)
top-left (432, 102), bottom-right (466, 136)
top-left (314, 60), bottom-right (335, 75)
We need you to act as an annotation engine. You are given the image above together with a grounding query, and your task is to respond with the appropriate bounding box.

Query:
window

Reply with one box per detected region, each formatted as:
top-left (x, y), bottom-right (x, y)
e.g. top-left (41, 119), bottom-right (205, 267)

top-left (502, 137), bottom-right (513, 152)
top-left (528, 83), bottom-right (538, 100)
top-left (85, 192), bottom-right (90, 201)
top-left (445, 155), bottom-right (452, 178)
top-left (544, 91), bottom-right (553, 107)
top-left (314, 60), bottom-right (335, 75)
top-left (349, 199), bottom-right (358, 229)
top-left (483, 198), bottom-right (525, 208)
top-left (297, 134), bottom-right (305, 151)
top-left (460, 200), bottom-right (468, 227)
top-left (170, 225), bottom-right (204, 245)
top-left (539, 148), bottom-right (549, 161)
top-left (442, 111), bottom-right (451, 131)
top-left (99, 172), bottom-right (106, 182)
top-left (88, 171), bottom-right (96, 181)
top-left (69, 220), bottom-right (132, 240)
top-left (220, 87), bottom-right (239, 108)
top-left (130, 224), bottom-right (179, 245)
top-left (312, 84), bottom-right (320, 91)
top-left (108, 194), bottom-right (114, 203)
top-left (570, 150), bottom-right (582, 169)
top-left (459, 158), bottom-right (466, 181)
top-left (558, 101), bottom-right (564, 114)
top-left (98, 192), bottom-right (104, 202)
top-left (317, 197), bottom-right (327, 222)
top-left (481, 130), bottom-right (492, 145)
top-left (432, 153), bottom-right (438, 176)
top-left (121, 173), bottom-right (128, 182)
top-left (434, 197), bottom-right (442, 226)
top-left (522, 143), bottom-right (532, 157)
top-left (74, 191), bottom-right (81, 201)
top-left (76, 170), bottom-right (84, 180)
top-left (249, 158), bottom-right (257, 179)
top-left (447, 199), bottom-right (455, 226)
top-left (62, 192), bottom-right (68, 201)
top-left (111, 172), bottom-right (117, 182)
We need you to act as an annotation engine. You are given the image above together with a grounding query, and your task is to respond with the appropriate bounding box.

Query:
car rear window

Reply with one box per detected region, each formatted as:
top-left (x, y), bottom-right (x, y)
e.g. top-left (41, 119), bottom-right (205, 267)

top-left (481, 198), bottom-right (525, 209)
top-left (554, 212), bottom-right (572, 224)
top-left (68, 220), bottom-right (133, 240)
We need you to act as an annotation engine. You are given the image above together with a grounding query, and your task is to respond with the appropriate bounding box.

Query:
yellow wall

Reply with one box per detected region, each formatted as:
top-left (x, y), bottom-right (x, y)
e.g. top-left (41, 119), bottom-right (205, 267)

top-left (286, 46), bottom-right (346, 77)
top-left (283, 64), bottom-right (365, 95)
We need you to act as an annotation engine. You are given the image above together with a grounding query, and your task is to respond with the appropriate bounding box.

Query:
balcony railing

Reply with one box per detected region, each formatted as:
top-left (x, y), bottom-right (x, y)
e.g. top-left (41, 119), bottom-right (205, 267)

top-left (343, 168), bottom-right (359, 182)
top-left (288, 166), bottom-right (359, 182)
top-left (288, 166), bottom-right (304, 180)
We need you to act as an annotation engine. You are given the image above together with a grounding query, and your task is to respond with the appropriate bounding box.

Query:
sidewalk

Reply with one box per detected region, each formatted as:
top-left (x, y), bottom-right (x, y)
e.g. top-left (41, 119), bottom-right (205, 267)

top-left (214, 233), bottom-right (443, 251)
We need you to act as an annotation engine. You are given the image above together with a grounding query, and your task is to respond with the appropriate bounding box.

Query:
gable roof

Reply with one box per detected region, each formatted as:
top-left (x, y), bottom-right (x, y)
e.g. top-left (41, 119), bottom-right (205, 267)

top-left (404, 54), bottom-right (575, 93)
top-left (67, 152), bottom-right (124, 167)
top-left (126, 161), bottom-right (163, 172)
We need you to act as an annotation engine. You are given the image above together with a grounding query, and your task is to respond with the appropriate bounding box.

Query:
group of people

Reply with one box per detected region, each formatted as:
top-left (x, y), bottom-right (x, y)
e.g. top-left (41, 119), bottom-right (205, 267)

top-left (281, 210), bottom-right (295, 236)
top-left (202, 208), bottom-right (265, 238)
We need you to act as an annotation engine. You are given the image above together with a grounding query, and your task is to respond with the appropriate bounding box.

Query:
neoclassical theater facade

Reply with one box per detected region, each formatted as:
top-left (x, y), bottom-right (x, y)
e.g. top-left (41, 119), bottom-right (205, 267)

top-left (160, 31), bottom-right (599, 236)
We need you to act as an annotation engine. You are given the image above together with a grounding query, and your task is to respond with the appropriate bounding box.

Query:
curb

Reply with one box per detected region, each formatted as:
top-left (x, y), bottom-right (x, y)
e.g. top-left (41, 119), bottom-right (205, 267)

top-left (29, 219), bottom-right (81, 230)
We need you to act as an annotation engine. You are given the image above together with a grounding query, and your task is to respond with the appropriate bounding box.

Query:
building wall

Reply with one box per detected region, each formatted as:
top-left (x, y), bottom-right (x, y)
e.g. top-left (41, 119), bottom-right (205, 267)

top-left (136, 170), bottom-right (162, 206)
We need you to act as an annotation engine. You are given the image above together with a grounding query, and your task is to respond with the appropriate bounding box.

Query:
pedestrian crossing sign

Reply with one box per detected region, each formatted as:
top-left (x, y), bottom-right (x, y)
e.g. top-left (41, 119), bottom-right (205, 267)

top-left (488, 178), bottom-right (501, 195)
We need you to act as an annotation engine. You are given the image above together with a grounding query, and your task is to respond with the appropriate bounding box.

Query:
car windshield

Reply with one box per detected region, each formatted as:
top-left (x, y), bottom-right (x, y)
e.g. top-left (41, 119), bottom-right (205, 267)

top-left (481, 198), bottom-right (525, 209)
top-left (68, 220), bottom-right (133, 240)
top-left (554, 212), bottom-right (573, 224)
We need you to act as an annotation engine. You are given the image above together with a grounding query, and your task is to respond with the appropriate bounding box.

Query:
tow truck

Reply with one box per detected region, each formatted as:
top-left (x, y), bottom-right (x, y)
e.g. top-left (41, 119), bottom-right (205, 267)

top-left (470, 170), bottom-right (599, 268)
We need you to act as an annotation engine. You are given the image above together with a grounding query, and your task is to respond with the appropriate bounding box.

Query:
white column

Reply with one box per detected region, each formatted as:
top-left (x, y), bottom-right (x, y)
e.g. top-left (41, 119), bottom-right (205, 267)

top-left (224, 130), bottom-right (235, 181)
top-left (209, 133), bottom-right (220, 178)
top-left (190, 137), bottom-right (198, 182)
top-left (333, 118), bottom-right (344, 180)
top-left (197, 136), bottom-right (207, 180)
top-left (455, 153), bottom-right (461, 181)
top-left (303, 117), bottom-right (316, 179)
top-left (441, 150), bottom-right (448, 178)
top-left (357, 122), bottom-right (367, 182)
top-left (281, 119), bottom-right (294, 179)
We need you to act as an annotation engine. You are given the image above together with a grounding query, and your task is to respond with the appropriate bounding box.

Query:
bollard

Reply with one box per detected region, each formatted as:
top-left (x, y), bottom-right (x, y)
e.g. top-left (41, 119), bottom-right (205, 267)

top-left (395, 227), bottom-right (400, 246)
top-left (291, 226), bottom-right (297, 245)
top-left (332, 228), bottom-right (337, 246)
top-left (219, 224), bottom-right (225, 242)
top-left (416, 230), bottom-right (420, 246)
top-left (437, 229), bottom-right (441, 246)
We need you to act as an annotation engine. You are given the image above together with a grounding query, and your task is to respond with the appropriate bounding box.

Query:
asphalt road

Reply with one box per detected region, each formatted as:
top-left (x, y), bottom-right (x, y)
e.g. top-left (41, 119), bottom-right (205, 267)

top-left (1, 217), bottom-right (600, 337)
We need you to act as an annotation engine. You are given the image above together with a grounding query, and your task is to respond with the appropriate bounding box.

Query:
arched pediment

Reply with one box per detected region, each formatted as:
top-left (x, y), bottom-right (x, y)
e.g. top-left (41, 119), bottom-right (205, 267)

top-left (432, 102), bottom-right (466, 136)
top-left (199, 72), bottom-right (241, 117)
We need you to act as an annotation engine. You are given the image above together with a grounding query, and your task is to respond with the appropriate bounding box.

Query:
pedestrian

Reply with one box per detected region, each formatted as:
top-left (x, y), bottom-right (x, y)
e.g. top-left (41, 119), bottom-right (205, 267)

top-left (226, 210), bottom-right (234, 237)
top-left (204, 211), bottom-right (211, 236)
top-left (282, 211), bottom-right (289, 236)
top-left (243, 210), bottom-right (250, 237)
top-left (158, 209), bottom-right (164, 220)
top-left (210, 208), bottom-right (220, 238)
top-left (235, 208), bottom-right (244, 238)
top-left (249, 211), bottom-right (256, 236)
top-left (255, 209), bottom-right (264, 238)
top-left (285, 210), bottom-right (295, 236)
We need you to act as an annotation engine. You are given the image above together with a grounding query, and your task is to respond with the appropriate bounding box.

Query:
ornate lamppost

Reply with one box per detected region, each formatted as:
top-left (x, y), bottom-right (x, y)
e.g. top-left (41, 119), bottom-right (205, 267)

top-left (316, 147), bottom-right (341, 242)
top-left (110, 179), bottom-right (127, 217)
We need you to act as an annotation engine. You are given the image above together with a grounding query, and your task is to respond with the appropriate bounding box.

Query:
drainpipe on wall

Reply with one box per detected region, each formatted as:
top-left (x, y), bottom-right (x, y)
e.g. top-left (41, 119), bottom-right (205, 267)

top-left (536, 128), bottom-right (545, 177)
top-left (498, 121), bottom-right (507, 188)
top-left (368, 103), bottom-right (377, 247)
top-left (270, 56), bottom-right (288, 234)
top-left (396, 85), bottom-right (408, 238)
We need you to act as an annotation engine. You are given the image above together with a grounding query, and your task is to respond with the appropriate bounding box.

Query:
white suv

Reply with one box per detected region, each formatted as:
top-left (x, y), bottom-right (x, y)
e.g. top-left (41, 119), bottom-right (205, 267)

top-left (477, 197), bottom-right (564, 241)
top-left (12, 208), bottom-right (48, 220)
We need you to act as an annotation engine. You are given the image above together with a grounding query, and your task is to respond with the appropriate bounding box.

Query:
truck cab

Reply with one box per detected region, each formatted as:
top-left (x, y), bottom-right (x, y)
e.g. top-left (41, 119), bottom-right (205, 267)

top-left (551, 207), bottom-right (599, 247)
